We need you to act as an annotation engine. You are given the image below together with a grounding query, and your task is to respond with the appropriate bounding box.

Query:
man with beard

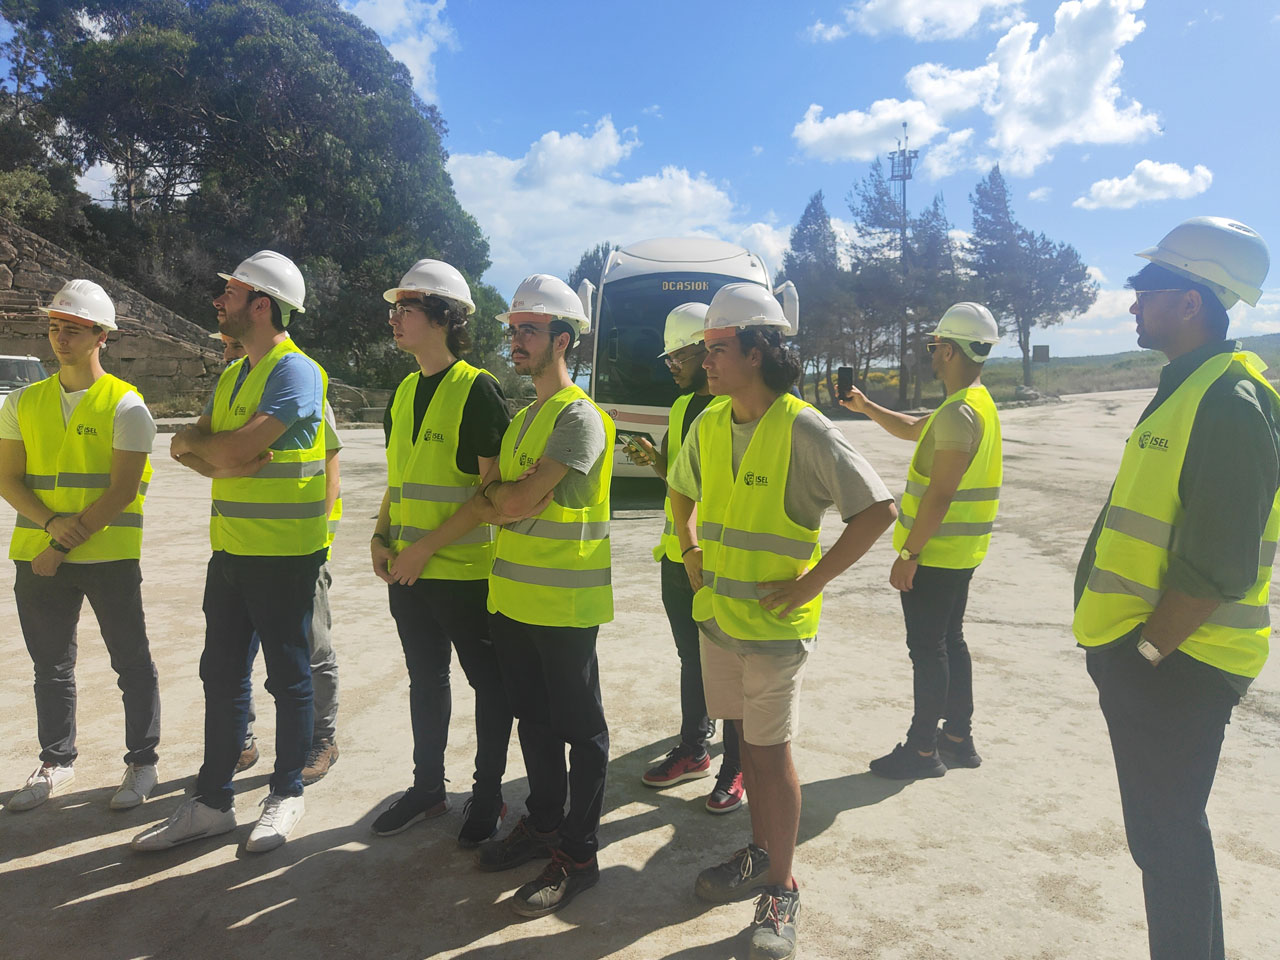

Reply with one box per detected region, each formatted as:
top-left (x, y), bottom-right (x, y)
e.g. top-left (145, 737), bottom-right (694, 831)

top-left (625, 302), bottom-right (742, 813)
top-left (839, 303), bottom-right (1002, 780)
top-left (402, 274), bottom-right (613, 917)
top-left (134, 250), bottom-right (327, 854)
top-left (1073, 217), bottom-right (1275, 960)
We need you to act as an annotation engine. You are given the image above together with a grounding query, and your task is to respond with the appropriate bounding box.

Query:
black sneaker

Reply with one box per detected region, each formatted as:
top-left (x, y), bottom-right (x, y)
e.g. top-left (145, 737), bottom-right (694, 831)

top-left (475, 815), bottom-right (559, 872)
top-left (509, 849), bottom-right (600, 918)
top-left (694, 842), bottom-right (770, 903)
top-left (458, 795), bottom-right (508, 849)
top-left (869, 742), bottom-right (947, 780)
top-left (370, 785), bottom-right (448, 837)
top-left (750, 885), bottom-right (800, 960)
top-left (936, 731), bottom-right (982, 768)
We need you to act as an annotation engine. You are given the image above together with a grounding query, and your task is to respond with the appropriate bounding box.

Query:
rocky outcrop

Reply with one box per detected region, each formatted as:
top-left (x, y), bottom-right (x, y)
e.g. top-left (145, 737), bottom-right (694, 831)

top-left (0, 216), bottom-right (372, 416)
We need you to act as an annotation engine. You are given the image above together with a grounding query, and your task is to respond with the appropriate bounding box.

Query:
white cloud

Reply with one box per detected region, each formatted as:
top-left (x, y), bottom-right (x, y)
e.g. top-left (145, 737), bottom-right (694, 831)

top-left (792, 99), bottom-right (947, 163)
top-left (808, 0), bottom-right (1025, 42)
top-left (1073, 159), bottom-right (1212, 210)
top-left (76, 161), bottom-right (116, 203)
top-left (751, 145), bottom-right (764, 156)
top-left (1028, 186), bottom-right (1052, 201)
top-left (641, 104), bottom-right (663, 119)
top-left (344, 0), bottom-right (456, 103)
top-left (983, 0), bottom-right (1157, 175)
top-left (449, 117), bottom-right (789, 294)
top-left (796, 0), bottom-right (1160, 178)
top-left (1230, 292), bottom-right (1280, 334)
top-left (1066, 284), bottom-right (1134, 327)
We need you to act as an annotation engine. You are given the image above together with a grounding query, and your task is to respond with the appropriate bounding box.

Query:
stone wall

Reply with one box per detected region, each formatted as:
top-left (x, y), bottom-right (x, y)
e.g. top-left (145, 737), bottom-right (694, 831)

top-left (0, 216), bottom-right (372, 416)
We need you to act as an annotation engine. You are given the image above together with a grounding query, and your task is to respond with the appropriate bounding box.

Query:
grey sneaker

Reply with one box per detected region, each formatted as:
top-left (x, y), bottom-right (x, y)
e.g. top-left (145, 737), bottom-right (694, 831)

top-left (132, 797), bottom-right (236, 850)
top-left (694, 842), bottom-right (770, 903)
top-left (7, 763), bottom-right (75, 812)
top-left (749, 885), bottom-right (800, 960)
top-left (110, 763), bottom-right (158, 810)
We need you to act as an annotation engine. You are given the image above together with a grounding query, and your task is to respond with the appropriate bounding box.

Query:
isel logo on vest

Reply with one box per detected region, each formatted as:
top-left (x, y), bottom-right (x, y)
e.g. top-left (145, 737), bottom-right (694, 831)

top-left (518, 452), bottom-right (537, 467)
top-left (420, 426), bottom-right (446, 443)
top-left (233, 404), bottom-right (247, 417)
top-left (1137, 431), bottom-right (1170, 451)
top-left (76, 424), bottom-right (99, 437)
top-left (743, 471), bottom-right (769, 487)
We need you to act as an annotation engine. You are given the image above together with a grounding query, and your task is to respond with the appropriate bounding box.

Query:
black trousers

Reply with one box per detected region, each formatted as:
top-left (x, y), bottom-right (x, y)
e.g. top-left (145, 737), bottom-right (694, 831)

top-left (660, 557), bottom-right (739, 769)
top-left (900, 564), bottom-right (975, 751)
top-left (1088, 641), bottom-right (1240, 960)
top-left (196, 550), bottom-right (323, 807)
top-left (387, 578), bottom-right (513, 798)
top-left (489, 611), bottom-right (609, 862)
top-left (14, 559), bottom-right (161, 767)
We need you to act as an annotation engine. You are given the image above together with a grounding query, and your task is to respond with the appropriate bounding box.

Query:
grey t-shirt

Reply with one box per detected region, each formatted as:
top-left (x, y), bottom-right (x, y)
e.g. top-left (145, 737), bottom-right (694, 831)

top-left (668, 403), bottom-right (894, 653)
top-left (515, 398), bottom-right (608, 508)
top-left (913, 400), bottom-right (982, 477)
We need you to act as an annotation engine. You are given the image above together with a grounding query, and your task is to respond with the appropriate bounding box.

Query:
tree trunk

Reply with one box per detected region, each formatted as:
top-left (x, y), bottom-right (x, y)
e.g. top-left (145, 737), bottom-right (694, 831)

top-left (823, 355), bottom-right (835, 407)
top-left (897, 313), bottom-right (909, 407)
top-left (1019, 319), bottom-right (1033, 387)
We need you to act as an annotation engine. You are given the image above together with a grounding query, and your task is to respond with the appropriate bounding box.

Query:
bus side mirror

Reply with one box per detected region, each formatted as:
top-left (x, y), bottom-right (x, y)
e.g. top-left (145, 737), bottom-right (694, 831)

top-left (577, 279), bottom-right (595, 323)
top-left (774, 280), bottom-right (800, 336)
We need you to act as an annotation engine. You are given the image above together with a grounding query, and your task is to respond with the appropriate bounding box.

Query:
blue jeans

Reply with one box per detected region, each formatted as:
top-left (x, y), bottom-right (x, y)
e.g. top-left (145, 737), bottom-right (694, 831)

top-left (195, 549), bottom-right (323, 808)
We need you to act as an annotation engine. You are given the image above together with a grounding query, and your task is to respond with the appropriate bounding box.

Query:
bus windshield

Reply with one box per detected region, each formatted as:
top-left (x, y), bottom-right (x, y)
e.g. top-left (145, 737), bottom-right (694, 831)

top-left (0, 358), bottom-right (46, 386)
top-left (592, 272), bottom-right (748, 407)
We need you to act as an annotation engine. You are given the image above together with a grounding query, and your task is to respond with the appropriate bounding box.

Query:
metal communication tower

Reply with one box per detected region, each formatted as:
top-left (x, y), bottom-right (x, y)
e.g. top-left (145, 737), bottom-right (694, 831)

top-left (887, 122), bottom-right (918, 406)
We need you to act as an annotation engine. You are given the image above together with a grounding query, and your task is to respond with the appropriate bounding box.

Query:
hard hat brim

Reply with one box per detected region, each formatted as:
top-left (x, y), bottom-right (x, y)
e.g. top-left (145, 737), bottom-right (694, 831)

top-left (217, 273), bottom-right (306, 313)
top-left (382, 286), bottom-right (477, 314)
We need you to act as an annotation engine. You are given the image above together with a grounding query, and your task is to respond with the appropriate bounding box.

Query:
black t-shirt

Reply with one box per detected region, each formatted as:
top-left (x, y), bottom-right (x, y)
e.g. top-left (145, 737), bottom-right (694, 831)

top-left (383, 362), bottom-right (511, 475)
top-left (681, 392), bottom-right (715, 444)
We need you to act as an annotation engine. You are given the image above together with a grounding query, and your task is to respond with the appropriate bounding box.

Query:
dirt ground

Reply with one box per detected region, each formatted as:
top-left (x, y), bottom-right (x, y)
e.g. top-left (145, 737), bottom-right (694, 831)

top-left (1, 388), bottom-right (1277, 960)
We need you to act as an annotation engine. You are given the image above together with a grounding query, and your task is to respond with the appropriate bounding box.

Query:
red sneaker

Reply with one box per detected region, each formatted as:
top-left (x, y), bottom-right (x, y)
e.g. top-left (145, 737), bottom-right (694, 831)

top-left (705, 769), bottom-right (744, 814)
top-left (642, 744), bottom-right (712, 787)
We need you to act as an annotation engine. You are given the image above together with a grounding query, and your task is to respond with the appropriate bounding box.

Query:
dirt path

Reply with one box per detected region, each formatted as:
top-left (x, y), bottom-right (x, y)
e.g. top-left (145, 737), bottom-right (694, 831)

top-left (2, 389), bottom-right (1276, 960)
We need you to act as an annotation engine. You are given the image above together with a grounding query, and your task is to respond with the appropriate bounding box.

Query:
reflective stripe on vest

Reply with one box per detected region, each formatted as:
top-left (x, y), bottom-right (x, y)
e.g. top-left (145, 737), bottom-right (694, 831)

top-left (1072, 350), bottom-right (1280, 678)
top-left (487, 384), bottom-right (615, 627)
top-left (691, 392), bottom-right (822, 642)
top-left (653, 393), bottom-right (728, 563)
top-left (10, 374), bottom-right (152, 563)
top-left (209, 338), bottom-right (328, 556)
top-left (892, 384), bottom-right (1002, 569)
top-left (385, 361), bottom-right (496, 581)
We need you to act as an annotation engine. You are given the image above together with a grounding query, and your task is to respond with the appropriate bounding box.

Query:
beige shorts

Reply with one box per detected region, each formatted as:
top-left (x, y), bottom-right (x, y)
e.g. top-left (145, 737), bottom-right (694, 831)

top-left (699, 633), bottom-right (809, 747)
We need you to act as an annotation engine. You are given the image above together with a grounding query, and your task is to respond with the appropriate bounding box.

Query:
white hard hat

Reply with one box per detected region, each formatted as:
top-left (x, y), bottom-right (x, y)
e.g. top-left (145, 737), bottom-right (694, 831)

top-left (496, 274), bottom-right (591, 337)
top-left (929, 302), bottom-right (1000, 362)
top-left (383, 259), bottom-right (476, 315)
top-left (218, 250), bottom-right (307, 322)
top-left (659, 302), bottom-right (710, 357)
top-left (44, 279), bottom-right (117, 331)
top-left (704, 282), bottom-right (796, 337)
top-left (1136, 216), bottom-right (1270, 309)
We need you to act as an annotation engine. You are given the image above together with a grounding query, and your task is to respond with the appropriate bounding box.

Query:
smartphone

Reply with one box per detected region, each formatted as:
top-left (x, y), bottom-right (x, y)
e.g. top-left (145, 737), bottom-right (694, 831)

top-left (617, 432), bottom-right (654, 452)
top-left (837, 366), bottom-right (854, 400)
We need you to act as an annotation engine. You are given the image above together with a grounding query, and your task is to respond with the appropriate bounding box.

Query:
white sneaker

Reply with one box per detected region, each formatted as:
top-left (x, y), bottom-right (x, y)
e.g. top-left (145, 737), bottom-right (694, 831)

top-left (111, 763), bottom-right (158, 810)
top-left (131, 797), bottom-right (236, 851)
top-left (7, 763), bottom-right (75, 812)
top-left (245, 793), bottom-right (305, 853)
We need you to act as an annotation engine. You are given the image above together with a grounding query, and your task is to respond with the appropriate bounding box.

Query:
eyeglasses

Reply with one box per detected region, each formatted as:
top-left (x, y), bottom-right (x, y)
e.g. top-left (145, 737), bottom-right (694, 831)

top-left (388, 301), bottom-right (428, 320)
top-left (663, 347), bottom-right (706, 369)
top-left (925, 340), bottom-right (945, 354)
top-left (506, 323), bottom-right (548, 340)
top-left (1133, 289), bottom-right (1188, 304)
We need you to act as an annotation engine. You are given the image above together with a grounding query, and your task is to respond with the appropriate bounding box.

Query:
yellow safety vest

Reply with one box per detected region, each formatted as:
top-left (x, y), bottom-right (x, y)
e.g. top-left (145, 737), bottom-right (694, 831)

top-left (654, 392), bottom-right (729, 562)
top-left (10, 374), bottom-right (152, 562)
top-left (692, 393), bottom-right (822, 643)
top-left (488, 384), bottom-right (615, 627)
top-left (386, 361), bottom-right (496, 581)
top-left (892, 385), bottom-right (1002, 569)
top-left (1073, 350), bottom-right (1280, 678)
top-left (209, 338), bottom-right (328, 557)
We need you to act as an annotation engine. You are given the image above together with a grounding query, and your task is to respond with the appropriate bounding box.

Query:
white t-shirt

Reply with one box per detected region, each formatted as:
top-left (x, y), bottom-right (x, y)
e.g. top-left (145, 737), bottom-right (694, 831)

top-left (0, 379), bottom-right (157, 453)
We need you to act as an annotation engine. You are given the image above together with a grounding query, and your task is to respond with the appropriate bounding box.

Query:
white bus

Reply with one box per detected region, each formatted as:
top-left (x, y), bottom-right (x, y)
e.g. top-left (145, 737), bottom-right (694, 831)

top-left (576, 237), bottom-right (797, 478)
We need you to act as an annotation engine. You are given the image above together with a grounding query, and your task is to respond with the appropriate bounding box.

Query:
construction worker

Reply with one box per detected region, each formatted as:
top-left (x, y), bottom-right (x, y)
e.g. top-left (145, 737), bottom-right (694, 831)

top-left (668, 283), bottom-right (896, 960)
top-left (209, 332), bottom-right (343, 784)
top-left (624, 302), bottom-right (742, 812)
top-left (839, 303), bottom-right (1002, 779)
top-left (397, 274), bottom-right (613, 917)
top-left (0, 280), bottom-right (161, 812)
top-left (133, 250), bottom-right (328, 853)
top-left (369, 260), bottom-right (514, 845)
top-left (1073, 217), bottom-right (1275, 960)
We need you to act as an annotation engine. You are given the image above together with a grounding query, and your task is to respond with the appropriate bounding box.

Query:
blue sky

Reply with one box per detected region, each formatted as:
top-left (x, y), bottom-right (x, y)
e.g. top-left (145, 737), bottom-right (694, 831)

top-left (344, 0), bottom-right (1280, 358)
top-left (8, 2), bottom-right (1279, 358)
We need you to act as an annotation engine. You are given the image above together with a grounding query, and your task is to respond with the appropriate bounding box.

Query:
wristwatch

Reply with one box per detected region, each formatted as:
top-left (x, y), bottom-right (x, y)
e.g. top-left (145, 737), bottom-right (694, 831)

top-left (1136, 637), bottom-right (1164, 665)
top-left (898, 547), bottom-right (920, 562)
